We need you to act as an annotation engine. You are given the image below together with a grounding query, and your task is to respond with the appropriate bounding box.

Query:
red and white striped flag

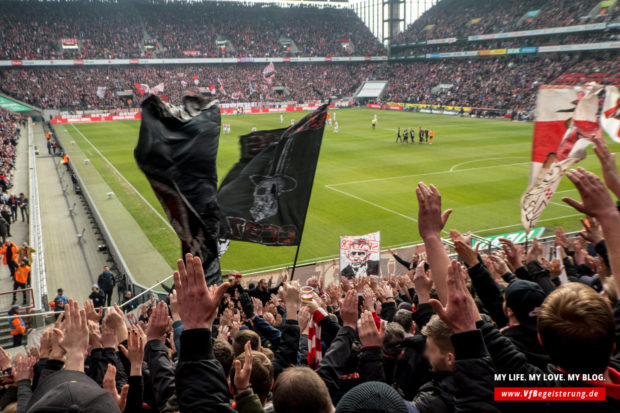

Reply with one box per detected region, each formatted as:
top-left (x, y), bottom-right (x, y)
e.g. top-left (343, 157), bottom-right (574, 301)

top-left (521, 83), bottom-right (603, 231)
top-left (307, 309), bottom-right (327, 368)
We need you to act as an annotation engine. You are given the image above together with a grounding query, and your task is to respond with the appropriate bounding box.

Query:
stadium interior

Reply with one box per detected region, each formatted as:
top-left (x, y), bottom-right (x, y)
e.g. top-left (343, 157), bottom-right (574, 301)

top-left (0, 0), bottom-right (619, 411)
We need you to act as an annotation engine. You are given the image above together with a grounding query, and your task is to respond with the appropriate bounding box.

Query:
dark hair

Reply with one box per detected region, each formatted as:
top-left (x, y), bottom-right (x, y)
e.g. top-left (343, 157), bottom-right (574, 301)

top-left (273, 367), bottom-right (333, 413)
top-left (213, 339), bottom-right (234, 376)
top-left (233, 330), bottom-right (261, 356)
top-left (392, 309), bottom-right (413, 332)
top-left (230, 351), bottom-right (273, 404)
top-left (538, 283), bottom-right (615, 374)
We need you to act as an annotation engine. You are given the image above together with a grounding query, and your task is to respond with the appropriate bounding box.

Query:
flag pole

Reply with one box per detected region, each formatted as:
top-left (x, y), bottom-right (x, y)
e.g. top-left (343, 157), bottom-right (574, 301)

top-left (290, 101), bottom-right (329, 281)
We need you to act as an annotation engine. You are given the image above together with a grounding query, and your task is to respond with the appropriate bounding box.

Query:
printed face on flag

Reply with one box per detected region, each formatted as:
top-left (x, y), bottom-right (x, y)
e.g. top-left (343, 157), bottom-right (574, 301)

top-left (340, 231), bottom-right (380, 279)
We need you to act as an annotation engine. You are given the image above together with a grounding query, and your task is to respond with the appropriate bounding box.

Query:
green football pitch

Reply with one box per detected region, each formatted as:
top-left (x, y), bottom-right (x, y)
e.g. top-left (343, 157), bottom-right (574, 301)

top-left (63, 108), bottom-right (616, 274)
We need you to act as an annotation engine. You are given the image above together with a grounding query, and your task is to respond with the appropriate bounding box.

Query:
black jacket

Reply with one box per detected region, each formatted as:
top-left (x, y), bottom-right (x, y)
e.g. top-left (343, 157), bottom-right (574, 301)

top-left (316, 326), bottom-right (358, 406)
top-left (501, 324), bottom-right (550, 371)
top-left (89, 290), bottom-right (106, 308)
top-left (98, 272), bottom-right (116, 292)
top-left (467, 261), bottom-right (508, 327)
top-left (393, 335), bottom-right (433, 400)
top-left (412, 371), bottom-right (455, 413)
top-left (145, 339), bottom-right (177, 412)
top-left (175, 328), bottom-right (235, 413)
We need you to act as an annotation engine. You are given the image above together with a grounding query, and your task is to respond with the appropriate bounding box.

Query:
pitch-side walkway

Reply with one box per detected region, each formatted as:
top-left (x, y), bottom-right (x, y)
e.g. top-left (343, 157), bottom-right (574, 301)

top-left (51, 123), bottom-right (172, 290)
top-left (34, 121), bottom-right (110, 304)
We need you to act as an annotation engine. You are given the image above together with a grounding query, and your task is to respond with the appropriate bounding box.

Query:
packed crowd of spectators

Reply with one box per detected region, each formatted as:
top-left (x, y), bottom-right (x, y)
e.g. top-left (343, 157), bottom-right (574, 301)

top-left (0, 110), bottom-right (22, 193)
top-left (1, 53), bottom-right (618, 112)
top-left (0, 0), bottom-right (385, 60)
top-left (2, 132), bottom-right (620, 411)
top-left (0, 63), bottom-right (373, 109)
top-left (394, 0), bottom-right (614, 43)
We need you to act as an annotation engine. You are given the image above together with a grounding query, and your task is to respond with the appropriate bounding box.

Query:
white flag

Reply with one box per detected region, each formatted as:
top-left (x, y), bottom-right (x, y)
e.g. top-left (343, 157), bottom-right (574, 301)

top-left (96, 86), bottom-right (106, 99)
top-left (152, 82), bottom-right (165, 94)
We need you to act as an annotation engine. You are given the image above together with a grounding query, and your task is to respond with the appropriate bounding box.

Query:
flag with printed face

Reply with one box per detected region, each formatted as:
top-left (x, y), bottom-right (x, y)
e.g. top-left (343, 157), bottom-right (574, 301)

top-left (601, 85), bottom-right (620, 143)
top-left (521, 83), bottom-right (603, 231)
top-left (218, 104), bottom-right (328, 246)
top-left (96, 86), bottom-right (106, 99)
top-left (135, 94), bottom-right (222, 285)
top-left (339, 231), bottom-right (381, 279)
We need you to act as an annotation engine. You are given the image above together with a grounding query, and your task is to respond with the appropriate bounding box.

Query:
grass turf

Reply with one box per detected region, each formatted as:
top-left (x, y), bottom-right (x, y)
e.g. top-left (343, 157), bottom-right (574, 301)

top-left (64, 108), bottom-right (616, 274)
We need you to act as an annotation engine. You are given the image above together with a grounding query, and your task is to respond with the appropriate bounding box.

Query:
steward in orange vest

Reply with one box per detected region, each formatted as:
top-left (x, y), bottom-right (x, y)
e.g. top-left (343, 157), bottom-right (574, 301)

top-left (13, 259), bottom-right (30, 306)
top-left (0, 240), bottom-right (18, 279)
top-left (8, 306), bottom-right (26, 347)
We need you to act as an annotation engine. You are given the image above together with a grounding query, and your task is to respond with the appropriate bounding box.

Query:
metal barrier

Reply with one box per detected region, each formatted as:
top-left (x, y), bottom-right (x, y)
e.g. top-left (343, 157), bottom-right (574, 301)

top-left (0, 288), bottom-right (35, 313)
top-left (28, 119), bottom-right (46, 310)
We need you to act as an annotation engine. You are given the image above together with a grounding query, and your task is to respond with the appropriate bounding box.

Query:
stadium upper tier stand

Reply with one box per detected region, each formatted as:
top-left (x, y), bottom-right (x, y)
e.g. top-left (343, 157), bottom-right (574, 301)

top-left (0, 0), bottom-right (385, 59)
top-left (393, 0), bottom-right (617, 43)
top-left (1, 53), bottom-right (618, 111)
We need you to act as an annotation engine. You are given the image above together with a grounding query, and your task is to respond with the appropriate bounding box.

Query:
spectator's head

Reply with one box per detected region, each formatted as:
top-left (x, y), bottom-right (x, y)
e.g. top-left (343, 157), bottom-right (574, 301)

top-left (103, 266), bottom-right (110, 273)
top-left (421, 315), bottom-right (454, 373)
top-left (229, 351), bottom-right (274, 405)
top-left (233, 329), bottom-right (261, 356)
top-left (383, 322), bottom-right (405, 357)
top-left (124, 290), bottom-right (132, 299)
top-left (213, 338), bottom-right (234, 376)
top-left (8, 306), bottom-right (19, 316)
top-left (537, 283), bottom-right (615, 374)
top-left (504, 280), bottom-right (546, 332)
top-left (336, 381), bottom-right (408, 413)
top-left (56, 288), bottom-right (63, 296)
top-left (392, 309), bottom-right (414, 334)
top-left (91, 284), bottom-right (99, 293)
top-left (259, 279), bottom-right (268, 291)
top-left (273, 367), bottom-right (333, 413)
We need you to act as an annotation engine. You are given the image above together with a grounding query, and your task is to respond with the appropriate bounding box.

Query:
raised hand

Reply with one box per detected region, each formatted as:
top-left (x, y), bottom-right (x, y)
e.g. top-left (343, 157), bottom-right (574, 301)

top-left (120, 326), bottom-right (145, 376)
top-left (103, 364), bottom-right (129, 412)
top-left (562, 167), bottom-right (617, 219)
top-left (340, 290), bottom-right (359, 329)
top-left (13, 353), bottom-right (36, 382)
top-left (526, 237), bottom-right (543, 264)
top-left (39, 328), bottom-right (53, 359)
top-left (146, 300), bottom-right (170, 342)
top-left (428, 260), bottom-right (478, 334)
top-left (298, 305), bottom-right (312, 334)
top-left (413, 261), bottom-right (432, 303)
top-left (0, 347), bottom-right (11, 371)
top-left (105, 304), bottom-right (128, 344)
top-left (57, 299), bottom-right (89, 371)
top-left (84, 300), bottom-right (103, 323)
top-left (173, 253), bottom-right (230, 330)
top-left (579, 217), bottom-right (604, 244)
top-left (416, 182), bottom-right (452, 239)
top-left (593, 136), bottom-right (620, 199)
top-left (234, 341), bottom-right (253, 394)
top-left (169, 290), bottom-right (181, 322)
top-left (499, 238), bottom-right (524, 271)
top-left (357, 310), bottom-right (384, 348)
top-left (451, 230), bottom-right (480, 267)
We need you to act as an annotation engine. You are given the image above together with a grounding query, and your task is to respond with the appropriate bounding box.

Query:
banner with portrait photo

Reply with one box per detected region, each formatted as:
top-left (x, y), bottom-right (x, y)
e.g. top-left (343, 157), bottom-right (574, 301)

top-left (339, 231), bottom-right (381, 279)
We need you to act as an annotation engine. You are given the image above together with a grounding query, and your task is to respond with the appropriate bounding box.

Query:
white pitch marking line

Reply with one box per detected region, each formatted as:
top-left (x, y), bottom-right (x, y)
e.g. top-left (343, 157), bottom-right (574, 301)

top-left (449, 156), bottom-right (524, 172)
top-left (328, 161), bottom-right (531, 187)
top-left (326, 185), bottom-right (419, 223)
top-left (70, 124), bottom-right (175, 233)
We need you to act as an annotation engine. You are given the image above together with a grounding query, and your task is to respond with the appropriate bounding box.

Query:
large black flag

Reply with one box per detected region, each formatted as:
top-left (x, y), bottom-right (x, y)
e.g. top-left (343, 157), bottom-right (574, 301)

top-left (218, 104), bottom-right (328, 246)
top-left (135, 94), bottom-right (222, 285)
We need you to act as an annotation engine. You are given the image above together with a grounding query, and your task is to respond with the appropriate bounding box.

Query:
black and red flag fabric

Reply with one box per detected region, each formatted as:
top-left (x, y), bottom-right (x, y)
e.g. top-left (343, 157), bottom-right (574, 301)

top-left (217, 103), bottom-right (329, 246)
top-left (134, 94), bottom-right (222, 285)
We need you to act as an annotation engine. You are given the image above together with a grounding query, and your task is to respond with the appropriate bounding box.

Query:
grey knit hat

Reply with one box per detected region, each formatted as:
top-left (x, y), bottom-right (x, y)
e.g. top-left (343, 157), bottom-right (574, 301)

top-left (336, 381), bottom-right (408, 413)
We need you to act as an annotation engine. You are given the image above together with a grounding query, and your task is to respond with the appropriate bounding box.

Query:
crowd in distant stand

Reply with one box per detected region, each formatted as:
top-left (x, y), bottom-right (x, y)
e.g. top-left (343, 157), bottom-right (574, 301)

top-left (1, 53), bottom-right (618, 112)
top-left (0, 0), bottom-right (384, 60)
top-left (394, 0), bottom-right (615, 43)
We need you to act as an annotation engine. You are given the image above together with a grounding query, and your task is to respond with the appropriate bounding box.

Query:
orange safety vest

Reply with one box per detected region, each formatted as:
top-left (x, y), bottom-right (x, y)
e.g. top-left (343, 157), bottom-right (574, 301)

top-left (63, 154), bottom-right (69, 164)
top-left (9, 316), bottom-right (26, 335)
top-left (45, 132), bottom-right (50, 140)
top-left (430, 131), bottom-right (435, 137)
top-left (15, 265), bottom-right (30, 284)
top-left (0, 242), bottom-right (18, 265)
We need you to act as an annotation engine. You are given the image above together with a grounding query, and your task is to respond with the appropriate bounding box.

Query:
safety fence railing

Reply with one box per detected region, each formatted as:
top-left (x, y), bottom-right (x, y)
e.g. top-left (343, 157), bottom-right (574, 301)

top-left (28, 118), bottom-right (46, 310)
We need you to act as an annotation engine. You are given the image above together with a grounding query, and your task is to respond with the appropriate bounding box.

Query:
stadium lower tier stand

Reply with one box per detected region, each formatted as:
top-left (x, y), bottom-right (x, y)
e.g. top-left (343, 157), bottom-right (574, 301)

top-left (1, 53), bottom-right (618, 112)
